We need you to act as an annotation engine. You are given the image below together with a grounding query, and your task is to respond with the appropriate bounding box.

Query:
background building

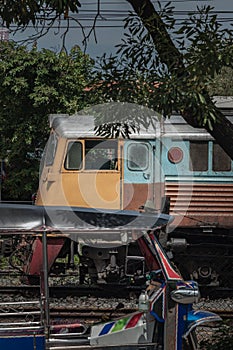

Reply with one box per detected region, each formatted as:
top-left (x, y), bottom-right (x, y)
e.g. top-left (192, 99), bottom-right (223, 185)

top-left (0, 27), bottom-right (9, 41)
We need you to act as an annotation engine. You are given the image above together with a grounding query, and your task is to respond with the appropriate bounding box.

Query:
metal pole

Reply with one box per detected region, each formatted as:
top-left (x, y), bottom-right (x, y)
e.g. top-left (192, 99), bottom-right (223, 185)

top-left (42, 229), bottom-right (50, 344)
top-left (164, 281), bottom-right (179, 350)
top-left (70, 240), bottom-right (75, 268)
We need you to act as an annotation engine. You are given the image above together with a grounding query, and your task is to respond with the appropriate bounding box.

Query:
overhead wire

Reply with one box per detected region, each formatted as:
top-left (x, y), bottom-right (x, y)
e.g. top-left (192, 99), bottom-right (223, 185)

top-left (8, 2), bottom-right (232, 31)
top-left (9, 7), bottom-right (233, 28)
top-left (83, 0), bottom-right (215, 4)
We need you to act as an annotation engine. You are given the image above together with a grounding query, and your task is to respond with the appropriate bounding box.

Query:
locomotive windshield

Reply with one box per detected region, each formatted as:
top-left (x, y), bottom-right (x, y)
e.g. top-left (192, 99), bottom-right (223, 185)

top-left (64, 139), bottom-right (118, 171)
top-left (85, 140), bottom-right (118, 170)
top-left (65, 142), bottom-right (83, 170)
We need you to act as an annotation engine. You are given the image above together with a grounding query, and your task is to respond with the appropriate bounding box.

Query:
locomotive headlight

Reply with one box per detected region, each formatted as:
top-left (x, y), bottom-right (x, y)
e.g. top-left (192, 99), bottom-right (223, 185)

top-left (167, 147), bottom-right (183, 164)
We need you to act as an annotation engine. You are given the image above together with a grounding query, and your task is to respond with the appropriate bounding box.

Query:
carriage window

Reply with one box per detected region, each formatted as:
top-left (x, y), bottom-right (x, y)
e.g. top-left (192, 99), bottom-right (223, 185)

top-left (45, 132), bottom-right (58, 166)
top-left (127, 143), bottom-right (149, 171)
top-left (189, 141), bottom-right (208, 171)
top-left (65, 142), bottom-right (83, 170)
top-left (213, 143), bottom-right (231, 171)
top-left (85, 140), bottom-right (118, 170)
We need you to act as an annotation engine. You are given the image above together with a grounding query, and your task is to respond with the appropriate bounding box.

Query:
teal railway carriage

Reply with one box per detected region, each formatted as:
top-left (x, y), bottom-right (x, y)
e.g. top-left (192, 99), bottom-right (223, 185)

top-left (7, 98), bottom-right (233, 288)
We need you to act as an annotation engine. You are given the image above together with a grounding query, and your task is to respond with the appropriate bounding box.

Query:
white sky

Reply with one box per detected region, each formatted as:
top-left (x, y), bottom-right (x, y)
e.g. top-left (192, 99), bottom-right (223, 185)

top-left (10, 0), bottom-right (233, 59)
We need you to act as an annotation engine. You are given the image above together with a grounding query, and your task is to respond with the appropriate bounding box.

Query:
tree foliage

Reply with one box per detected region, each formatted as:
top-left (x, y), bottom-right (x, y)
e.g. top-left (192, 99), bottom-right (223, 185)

top-left (0, 42), bottom-right (93, 200)
top-left (88, 2), bottom-right (233, 159)
top-left (208, 67), bottom-right (233, 96)
top-left (91, 6), bottom-right (232, 132)
top-left (0, 0), bottom-right (81, 27)
top-left (0, 1), bottom-right (233, 157)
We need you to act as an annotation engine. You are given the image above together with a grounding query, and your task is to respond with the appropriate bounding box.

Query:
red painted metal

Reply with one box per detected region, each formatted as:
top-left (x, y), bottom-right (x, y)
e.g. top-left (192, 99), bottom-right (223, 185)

top-left (165, 182), bottom-right (233, 228)
top-left (138, 233), bottom-right (182, 281)
top-left (123, 183), bottom-right (154, 211)
top-left (24, 236), bottom-right (66, 276)
top-left (137, 236), bottom-right (160, 271)
top-left (150, 235), bottom-right (182, 281)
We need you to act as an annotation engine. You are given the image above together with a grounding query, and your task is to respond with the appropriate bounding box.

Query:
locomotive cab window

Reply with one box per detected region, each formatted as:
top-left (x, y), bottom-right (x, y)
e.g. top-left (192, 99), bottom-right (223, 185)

top-left (190, 141), bottom-right (208, 171)
top-left (85, 140), bottom-right (118, 170)
top-left (45, 132), bottom-right (58, 166)
top-left (213, 143), bottom-right (231, 171)
top-left (127, 143), bottom-right (149, 171)
top-left (65, 142), bottom-right (83, 170)
top-left (189, 141), bottom-right (232, 172)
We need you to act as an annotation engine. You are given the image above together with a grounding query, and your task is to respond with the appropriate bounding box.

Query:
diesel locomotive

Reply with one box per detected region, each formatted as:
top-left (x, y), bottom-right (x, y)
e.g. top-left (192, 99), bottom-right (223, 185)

top-left (4, 98), bottom-right (233, 288)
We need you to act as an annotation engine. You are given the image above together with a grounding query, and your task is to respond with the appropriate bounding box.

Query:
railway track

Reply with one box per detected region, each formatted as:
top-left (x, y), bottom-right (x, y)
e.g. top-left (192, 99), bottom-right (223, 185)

top-left (0, 288), bottom-right (232, 321)
top-left (0, 269), bottom-right (233, 298)
top-left (215, 310), bottom-right (233, 319)
top-left (0, 292), bottom-right (231, 350)
top-left (0, 305), bottom-right (137, 323)
top-left (0, 282), bottom-right (233, 299)
top-left (47, 306), bottom-right (233, 321)
top-left (0, 271), bottom-right (233, 321)
top-left (0, 284), bottom-right (143, 299)
top-left (0, 299), bottom-right (139, 337)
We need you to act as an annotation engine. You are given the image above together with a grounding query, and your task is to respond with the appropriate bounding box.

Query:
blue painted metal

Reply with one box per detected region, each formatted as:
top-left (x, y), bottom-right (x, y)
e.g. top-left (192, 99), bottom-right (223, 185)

top-left (161, 139), bottom-right (190, 178)
top-left (0, 335), bottom-right (45, 350)
top-left (122, 138), bottom-right (233, 184)
top-left (124, 140), bottom-right (155, 184)
top-left (161, 138), bottom-right (233, 179)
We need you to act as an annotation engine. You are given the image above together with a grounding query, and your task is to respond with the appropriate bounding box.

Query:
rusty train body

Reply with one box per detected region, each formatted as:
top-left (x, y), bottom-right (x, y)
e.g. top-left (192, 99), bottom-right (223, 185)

top-left (5, 99), bottom-right (233, 287)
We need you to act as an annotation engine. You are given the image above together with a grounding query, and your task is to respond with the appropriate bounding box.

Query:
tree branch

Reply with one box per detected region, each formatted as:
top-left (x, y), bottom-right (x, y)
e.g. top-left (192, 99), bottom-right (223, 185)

top-left (127, 0), bottom-right (233, 159)
top-left (126, 0), bottom-right (184, 72)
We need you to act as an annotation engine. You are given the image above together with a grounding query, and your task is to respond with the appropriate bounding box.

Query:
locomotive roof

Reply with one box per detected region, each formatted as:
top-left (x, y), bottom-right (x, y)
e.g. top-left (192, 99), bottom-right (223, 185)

top-left (49, 96), bottom-right (233, 140)
top-left (49, 114), bottom-right (161, 139)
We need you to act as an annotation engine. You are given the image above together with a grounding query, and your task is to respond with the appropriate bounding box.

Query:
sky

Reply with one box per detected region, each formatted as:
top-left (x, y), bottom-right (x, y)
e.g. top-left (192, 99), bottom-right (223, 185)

top-left (9, 0), bottom-right (233, 59)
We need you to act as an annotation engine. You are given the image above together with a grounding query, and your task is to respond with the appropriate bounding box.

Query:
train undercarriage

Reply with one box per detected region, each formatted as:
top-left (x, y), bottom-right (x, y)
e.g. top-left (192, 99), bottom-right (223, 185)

top-left (2, 234), bottom-right (148, 286)
top-left (1, 226), bottom-right (233, 290)
top-left (164, 227), bottom-right (233, 289)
